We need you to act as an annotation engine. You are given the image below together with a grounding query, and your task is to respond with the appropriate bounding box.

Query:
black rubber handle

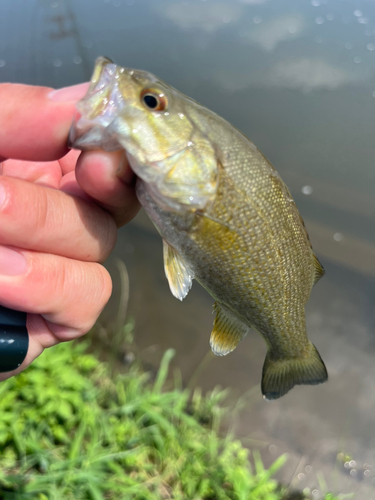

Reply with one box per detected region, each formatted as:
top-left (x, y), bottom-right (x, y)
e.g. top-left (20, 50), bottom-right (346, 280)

top-left (0, 306), bottom-right (29, 373)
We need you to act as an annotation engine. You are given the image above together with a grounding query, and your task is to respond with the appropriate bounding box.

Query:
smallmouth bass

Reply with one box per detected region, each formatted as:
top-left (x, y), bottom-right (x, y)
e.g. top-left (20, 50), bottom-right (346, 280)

top-left (69, 57), bottom-right (328, 400)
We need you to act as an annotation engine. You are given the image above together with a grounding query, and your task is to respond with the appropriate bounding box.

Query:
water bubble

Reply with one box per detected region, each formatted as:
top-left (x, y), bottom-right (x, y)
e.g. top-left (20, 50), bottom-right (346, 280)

top-left (83, 41), bottom-right (93, 49)
top-left (345, 42), bottom-right (353, 50)
top-left (289, 26), bottom-right (297, 34)
top-left (52, 58), bottom-right (62, 67)
top-left (302, 185), bottom-right (313, 195)
top-left (298, 473), bottom-right (305, 481)
top-left (354, 56), bottom-right (361, 63)
top-left (333, 233), bottom-right (344, 242)
top-left (73, 56), bottom-right (82, 64)
top-left (312, 490), bottom-right (320, 499)
top-left (327, 13), bottom-right (334, 21)
top-left (0, 59), bottom-right (5, 67)
top-left (354, 10), bottom-right (363, 17)
top-left (268, 444), bottom-right (277, 453)
top-left (311, 0), bottom-right (320, 6)
top-left (253, 16), bottom-right (262, 24)
top-left (123, 352), bottom-right (135, 365)
top-left (358, 17), bottom-right (369, 24)
top-left (305, 465), bottom-right (312, 473)
top-left (349, 460), bottom-right (357, 468)
top-left (366, 43), bottom-right (375, 51)
top-left (344, 461), bottom-right (350, 468)
top-left (364, 469), bottom-right (371, 476)
top-left (350, 469), bottom-right (357, 476)
top-left (315, 17), bottom-right (324, 24)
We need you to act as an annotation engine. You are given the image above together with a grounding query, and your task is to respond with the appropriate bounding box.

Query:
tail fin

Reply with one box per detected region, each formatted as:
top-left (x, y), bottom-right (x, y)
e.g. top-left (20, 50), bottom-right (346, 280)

top-left (261, 343), bottom-right (328, 400)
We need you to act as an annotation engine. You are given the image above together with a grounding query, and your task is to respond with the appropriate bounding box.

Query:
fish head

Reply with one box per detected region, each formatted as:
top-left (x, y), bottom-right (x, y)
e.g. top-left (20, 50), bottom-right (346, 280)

top-left (69, 57), bottom-right (218, 211)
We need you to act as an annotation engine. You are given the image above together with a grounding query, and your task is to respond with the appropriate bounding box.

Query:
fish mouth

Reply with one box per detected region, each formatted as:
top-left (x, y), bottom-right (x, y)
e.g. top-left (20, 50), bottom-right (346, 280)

top-left (68, 57), bottom-right (126, 152)
top-left (68, 117), bottom-right (123, 151)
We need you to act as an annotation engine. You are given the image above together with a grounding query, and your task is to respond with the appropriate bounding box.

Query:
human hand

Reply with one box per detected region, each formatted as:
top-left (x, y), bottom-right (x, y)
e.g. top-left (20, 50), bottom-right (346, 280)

top-left (0, 82), bottom-right (140, 381)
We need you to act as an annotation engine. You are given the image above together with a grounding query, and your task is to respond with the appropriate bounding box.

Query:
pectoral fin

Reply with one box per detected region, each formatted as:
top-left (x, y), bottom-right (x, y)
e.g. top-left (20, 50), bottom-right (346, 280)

top-left (261, 343), bottom-right (328, 400)
top-left (210, 303), bottom-right (249, 356)
top-left (163, 239), bottom-right (194, 301)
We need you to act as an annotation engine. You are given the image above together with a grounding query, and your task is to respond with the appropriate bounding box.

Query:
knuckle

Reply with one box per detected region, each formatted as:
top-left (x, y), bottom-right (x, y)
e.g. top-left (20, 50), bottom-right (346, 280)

top-left (0, 178), bottom-right (11, 212)
top-left (33, 189), bottom-right (50, 236)
top-left (0, 178), bottom-right (50, 236)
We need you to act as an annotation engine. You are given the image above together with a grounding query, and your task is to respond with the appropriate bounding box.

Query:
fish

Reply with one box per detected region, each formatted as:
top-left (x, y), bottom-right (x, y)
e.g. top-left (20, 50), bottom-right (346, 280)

top-left (69, 57), bottom-right (328, 400)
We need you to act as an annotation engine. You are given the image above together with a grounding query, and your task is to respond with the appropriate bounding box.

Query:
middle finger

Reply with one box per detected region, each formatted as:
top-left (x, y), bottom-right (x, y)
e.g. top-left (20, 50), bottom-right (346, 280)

top-left (0, 176), bottom-right (117, 262)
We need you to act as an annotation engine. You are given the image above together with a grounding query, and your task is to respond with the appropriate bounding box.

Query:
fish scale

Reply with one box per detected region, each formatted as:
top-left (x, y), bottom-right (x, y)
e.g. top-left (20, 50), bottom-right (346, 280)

top-left (69, 57), bottom-right (328, 400)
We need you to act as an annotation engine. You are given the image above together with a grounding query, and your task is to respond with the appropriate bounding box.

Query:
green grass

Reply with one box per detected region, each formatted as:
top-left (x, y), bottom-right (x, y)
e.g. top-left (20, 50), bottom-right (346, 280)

top-left (0, 331), bottom-right (343, 500)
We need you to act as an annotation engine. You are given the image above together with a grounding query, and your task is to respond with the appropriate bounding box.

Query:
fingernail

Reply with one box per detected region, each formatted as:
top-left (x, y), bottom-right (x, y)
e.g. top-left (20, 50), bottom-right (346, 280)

top-left (48, 82), bottom-right (90, 102)
top-left (0, 246), bottom-right (28, 276)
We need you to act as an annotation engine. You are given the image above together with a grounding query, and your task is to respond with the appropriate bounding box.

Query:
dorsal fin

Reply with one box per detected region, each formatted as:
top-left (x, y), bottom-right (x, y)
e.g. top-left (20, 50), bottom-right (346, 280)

top-left (210, 303), bottom-right (249, 356)
top-left (163, 239), bottom-right (194, 301)
top-left (313, 254), bottom-right (325, 285)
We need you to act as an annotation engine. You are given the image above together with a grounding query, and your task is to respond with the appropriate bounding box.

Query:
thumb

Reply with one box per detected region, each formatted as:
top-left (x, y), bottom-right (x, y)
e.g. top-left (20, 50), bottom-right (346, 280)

top-left (0, 82), bottom-right (88, 162)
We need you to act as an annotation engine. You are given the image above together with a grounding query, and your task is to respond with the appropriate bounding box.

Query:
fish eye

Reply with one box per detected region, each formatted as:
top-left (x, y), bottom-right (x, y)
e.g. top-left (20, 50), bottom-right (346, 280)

top-left (141, 89), bottom-right (168, 111)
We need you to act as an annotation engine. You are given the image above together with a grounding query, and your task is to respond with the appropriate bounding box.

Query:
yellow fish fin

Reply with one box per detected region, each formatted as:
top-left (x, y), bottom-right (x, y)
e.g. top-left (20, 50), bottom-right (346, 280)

top-left (313, 254), bottom-right (325, 285)
top-left (210, 303), bottom-right (249, 356)
top-left (163, 239), bottom-right (194, 301)
top-left (261, 343), bottom-right (328, 400)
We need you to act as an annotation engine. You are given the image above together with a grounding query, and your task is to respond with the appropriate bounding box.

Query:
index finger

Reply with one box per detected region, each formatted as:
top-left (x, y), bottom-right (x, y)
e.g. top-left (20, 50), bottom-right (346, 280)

top-left (0, 83), bottom-right (89, 162)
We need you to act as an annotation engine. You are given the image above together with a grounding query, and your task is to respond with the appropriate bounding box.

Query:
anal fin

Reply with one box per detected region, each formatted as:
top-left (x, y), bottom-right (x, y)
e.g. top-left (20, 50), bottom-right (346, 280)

top-left (163, 239), bottom-right (194, 301)
top-left (261, 343), bottom-right (328, 400)
top-left (210, 303), bottom-right (249, 356)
